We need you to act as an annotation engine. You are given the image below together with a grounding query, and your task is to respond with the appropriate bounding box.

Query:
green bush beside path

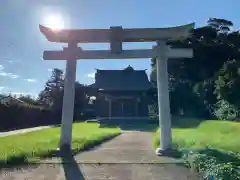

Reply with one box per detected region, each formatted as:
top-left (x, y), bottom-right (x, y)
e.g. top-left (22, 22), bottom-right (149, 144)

top-left (154, 119), bottom-right (240, 180)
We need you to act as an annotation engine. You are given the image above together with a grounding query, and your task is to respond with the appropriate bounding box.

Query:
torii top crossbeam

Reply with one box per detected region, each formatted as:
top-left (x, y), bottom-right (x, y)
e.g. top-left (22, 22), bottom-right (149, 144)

top-left (39, 23), bottom-right (195, 43)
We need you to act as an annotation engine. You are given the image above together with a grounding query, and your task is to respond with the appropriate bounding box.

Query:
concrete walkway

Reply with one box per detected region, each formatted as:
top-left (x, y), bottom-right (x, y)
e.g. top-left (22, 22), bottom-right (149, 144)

top-left (0, 126), bottom-right (52, 137)
top-left (0, 131), bottom-right (200, 180)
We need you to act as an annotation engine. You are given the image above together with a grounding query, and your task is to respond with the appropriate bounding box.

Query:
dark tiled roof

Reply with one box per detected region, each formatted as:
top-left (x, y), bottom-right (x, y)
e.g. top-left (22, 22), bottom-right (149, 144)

top-left (88, 66), bottom-right (154, 91)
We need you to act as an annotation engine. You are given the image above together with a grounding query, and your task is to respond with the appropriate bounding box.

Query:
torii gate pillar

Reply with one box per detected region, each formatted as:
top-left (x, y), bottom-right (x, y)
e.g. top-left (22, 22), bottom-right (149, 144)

top-left (59, 43), bottom-right (77, 152)
top-left (155, 41), bottom-right (172, 154)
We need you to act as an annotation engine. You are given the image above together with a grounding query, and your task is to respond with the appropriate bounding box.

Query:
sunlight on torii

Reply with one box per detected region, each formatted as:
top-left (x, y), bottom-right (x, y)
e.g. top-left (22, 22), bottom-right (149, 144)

top-left (42, 13), bottom-right (65, 30)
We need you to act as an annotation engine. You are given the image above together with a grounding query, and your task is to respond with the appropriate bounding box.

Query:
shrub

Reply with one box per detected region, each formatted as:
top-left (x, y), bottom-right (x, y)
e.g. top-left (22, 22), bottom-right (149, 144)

top-left (184, 151), bottom-right (240, 180)
top-left (213, 100), bottom-right (240, 121)
top-left (85, 120), bottom-right (100, 123)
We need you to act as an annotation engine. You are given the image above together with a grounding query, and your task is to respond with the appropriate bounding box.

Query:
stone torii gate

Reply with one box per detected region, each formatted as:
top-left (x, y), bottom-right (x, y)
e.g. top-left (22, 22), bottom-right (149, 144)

top-left (39, 23), bottom-right (194, 155)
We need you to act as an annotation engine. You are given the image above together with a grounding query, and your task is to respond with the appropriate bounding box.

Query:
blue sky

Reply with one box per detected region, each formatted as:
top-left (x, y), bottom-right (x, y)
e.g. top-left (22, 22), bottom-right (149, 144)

top-left (0, 0), bottom-right (238, 97)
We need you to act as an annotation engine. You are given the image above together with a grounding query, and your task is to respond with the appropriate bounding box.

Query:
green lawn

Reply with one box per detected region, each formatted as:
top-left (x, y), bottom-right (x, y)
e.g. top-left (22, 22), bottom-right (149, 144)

top-left (154, 120), bottom-right (240, 153)
top-left (0, 122), bottom-right (121, 164)
top-left (154, 119), bottom-right (240, 179)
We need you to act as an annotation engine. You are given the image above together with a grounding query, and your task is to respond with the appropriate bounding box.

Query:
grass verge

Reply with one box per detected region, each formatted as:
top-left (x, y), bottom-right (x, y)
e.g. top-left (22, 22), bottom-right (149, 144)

top-left (154, 119), bottom-right (240, 180)
top-left (0, 122), bottom-right (121, 168)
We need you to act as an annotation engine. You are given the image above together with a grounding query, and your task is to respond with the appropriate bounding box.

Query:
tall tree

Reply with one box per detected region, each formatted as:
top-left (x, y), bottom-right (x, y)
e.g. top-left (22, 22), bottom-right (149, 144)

top-left (149, 18), bottom-right (240, 119)
top-left (207, 18), bottom-right (233, 34)
top-left (38, 68), bottom-right (64, 110)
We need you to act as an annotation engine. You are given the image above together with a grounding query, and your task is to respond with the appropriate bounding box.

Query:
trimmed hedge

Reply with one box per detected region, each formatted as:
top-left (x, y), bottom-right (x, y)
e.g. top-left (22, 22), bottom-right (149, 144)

top-left (0, 103), bottom-right (61, 131)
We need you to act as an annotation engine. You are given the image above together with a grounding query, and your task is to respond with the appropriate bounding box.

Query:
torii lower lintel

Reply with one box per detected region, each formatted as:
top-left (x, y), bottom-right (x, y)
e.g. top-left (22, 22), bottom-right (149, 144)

top-left (43, 48), bottom-right (193, 60)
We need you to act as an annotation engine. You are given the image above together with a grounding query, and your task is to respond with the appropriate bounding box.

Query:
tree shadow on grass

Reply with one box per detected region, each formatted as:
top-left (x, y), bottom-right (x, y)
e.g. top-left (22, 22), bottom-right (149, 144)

top-left (171, 117), bottom-right (204, 128)
top-left (0, 155), bottom-right (29, 169)
top-left (100, 117), bottom-right (205, 130)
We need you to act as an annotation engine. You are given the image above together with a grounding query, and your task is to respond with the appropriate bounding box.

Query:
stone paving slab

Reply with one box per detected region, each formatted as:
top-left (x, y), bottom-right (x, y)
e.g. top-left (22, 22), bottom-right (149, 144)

top-left (0, 131), bottom-right (200, 180)
top-left (0, 163), bottom-right (199, 180)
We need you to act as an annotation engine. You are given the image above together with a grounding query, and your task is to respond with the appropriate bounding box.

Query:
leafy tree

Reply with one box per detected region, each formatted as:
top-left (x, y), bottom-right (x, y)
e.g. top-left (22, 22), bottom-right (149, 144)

top-left (149, 18), bottom-right (240, 120)
top-left (37, 68), bottom-right (91, 119)
top-left (18, 94), bottom-right (38, 105)
top-left (37, 68), bottom-right (64, 110)
top-left (214, 59), bottom-right (240, 106)
top-left (74, 82), bottom-right (91, 119)
top-left (207, 18), bottom-right (233, 34)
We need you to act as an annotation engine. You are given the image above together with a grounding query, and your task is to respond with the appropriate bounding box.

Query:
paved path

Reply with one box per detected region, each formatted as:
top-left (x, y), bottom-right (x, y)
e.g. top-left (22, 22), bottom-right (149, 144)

top-left (0, 131), bottom-right (200, 180)
top-left (0, 126), bottom-right (52, 137)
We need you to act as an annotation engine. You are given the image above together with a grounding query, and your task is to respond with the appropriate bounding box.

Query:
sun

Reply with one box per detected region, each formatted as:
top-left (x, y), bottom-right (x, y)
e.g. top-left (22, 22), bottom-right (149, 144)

top-left (42, 13), bottom-right (65, 30)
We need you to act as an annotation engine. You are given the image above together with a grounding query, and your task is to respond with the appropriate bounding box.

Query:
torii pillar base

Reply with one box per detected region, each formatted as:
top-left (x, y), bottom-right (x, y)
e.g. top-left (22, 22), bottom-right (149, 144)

top-left (155, 147), bottom-right (171, 156)
top-left (155, 147), bottom-right (181, 157)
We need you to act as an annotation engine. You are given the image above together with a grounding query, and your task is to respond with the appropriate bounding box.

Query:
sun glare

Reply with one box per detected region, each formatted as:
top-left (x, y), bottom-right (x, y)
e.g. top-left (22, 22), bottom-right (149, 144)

top-left (42, 13), bottom-right (65, 30)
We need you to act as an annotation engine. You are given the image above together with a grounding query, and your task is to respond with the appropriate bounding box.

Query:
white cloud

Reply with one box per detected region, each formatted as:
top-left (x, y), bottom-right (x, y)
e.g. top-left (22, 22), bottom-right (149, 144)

top-left (0, 65), bottom-right (4, 70)
top-left (9, 92), bottom-right (24, 96)
top-left (90, 96), bottom-right (96, 100)
top-left (7, 92), bottom-right (38, 99)
top-left (0, 86), bottom-right (4, 92)
top-left (11, 74), bottom-right (19, 79)
top-left (0, 65), bottom-right (19, 79)
top-left (0, 72), bottom-right (19, 79)
top-left (24, 78), bottom-right (37, 83)
top-left (47, 68), bottom-right (53, 72)
top-left (86, 73), bottom-right (95, 78)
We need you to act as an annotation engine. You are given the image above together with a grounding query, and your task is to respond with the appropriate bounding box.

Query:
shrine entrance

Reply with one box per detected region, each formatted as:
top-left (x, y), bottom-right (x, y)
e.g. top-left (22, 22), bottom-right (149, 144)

top-left (89, 66), bottom-right (154, 120)
top-left (39, 23), bottom-right (194, 154)
top-left (121, 98), bottom-right (136, 117)
top-left (105, 94), bottom-right (141, 118)
top-left (109, 98), bottom-right (136, 117)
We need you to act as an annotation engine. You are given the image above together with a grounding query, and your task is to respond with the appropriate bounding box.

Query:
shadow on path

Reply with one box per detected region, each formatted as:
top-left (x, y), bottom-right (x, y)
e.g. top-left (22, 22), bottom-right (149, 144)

top-left (100, 123), bottom-right (158, 132)
top-left (99, 117), bottom-right (205, 131)
top-left (119, 124), bottom-right (158, 132)
top-left (61, 155), bottom-right (85, 180)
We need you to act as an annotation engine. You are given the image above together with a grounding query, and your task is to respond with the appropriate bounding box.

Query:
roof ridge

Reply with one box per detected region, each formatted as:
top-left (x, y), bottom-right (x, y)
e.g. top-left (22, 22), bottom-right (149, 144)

top-left (96, 66), bottom-right (147, 72)
top-left (96, 69), bottom-right (146, 72)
